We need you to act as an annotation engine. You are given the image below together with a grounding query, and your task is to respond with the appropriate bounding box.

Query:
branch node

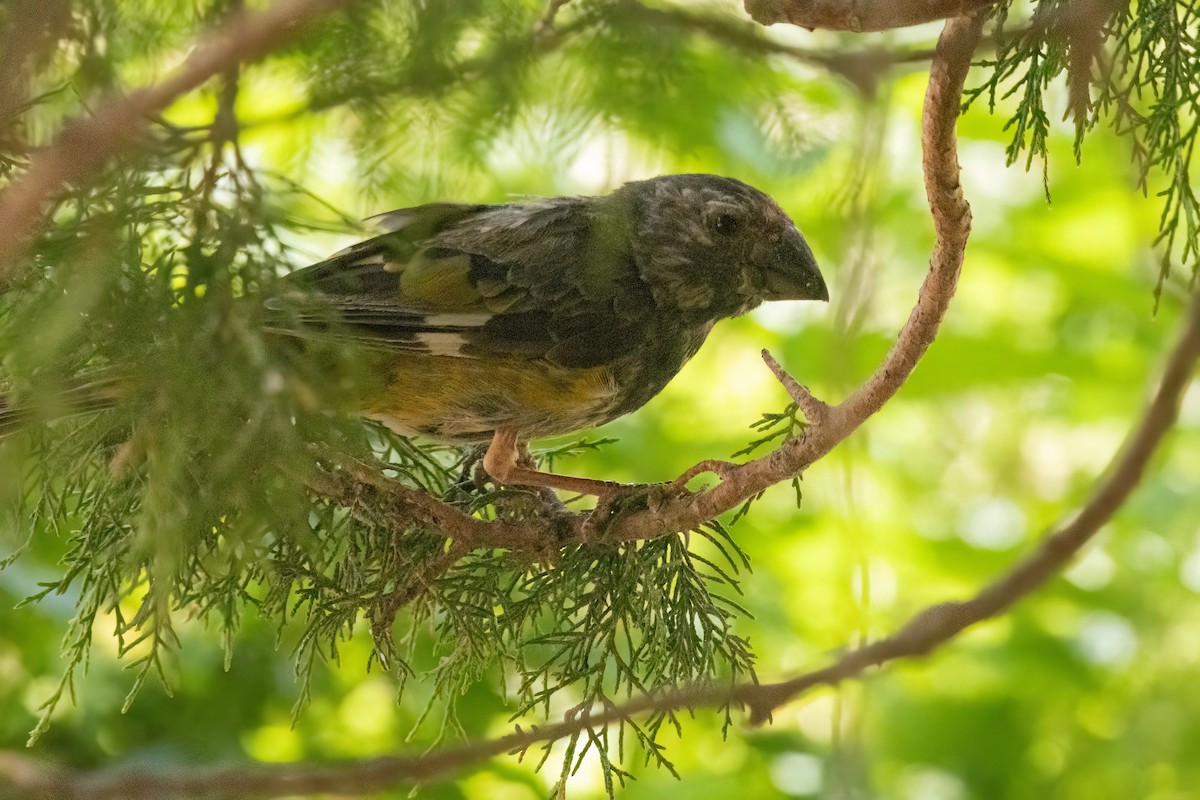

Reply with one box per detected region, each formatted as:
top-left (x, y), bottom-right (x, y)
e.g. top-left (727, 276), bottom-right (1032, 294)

top-left (746, 700), bottom-right (775, 727)
top-left (761, 349), bottom-right (831, 425)
top-left (673, 459), bottom-right (739, 489)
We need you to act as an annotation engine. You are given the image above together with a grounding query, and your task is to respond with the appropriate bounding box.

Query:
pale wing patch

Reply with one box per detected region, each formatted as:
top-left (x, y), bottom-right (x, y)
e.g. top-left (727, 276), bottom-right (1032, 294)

top-left (328, 242), bottom-right (386, 261)
top-left (353, 253), bottom-right (387, 267)
top-left (415, 332), bottom-right (472, 356)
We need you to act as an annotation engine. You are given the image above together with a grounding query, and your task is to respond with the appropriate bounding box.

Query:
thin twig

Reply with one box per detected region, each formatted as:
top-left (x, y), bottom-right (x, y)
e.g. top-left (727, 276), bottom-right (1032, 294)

top-left (761, 349), bottom-right (831, 424)
top-left (618, 0), bottom-right (935, 93)
top-left (238, 0), bottom-right (945, 130)
top-left (535, 0), bottom-right (574, 35)
top-left (306, 464), bottom-right (551, 552)
top-left (368, 542), bottom-right (467, 653)
top-left (0, 0), bottom-right (357, 286)
top-left (673, 459), bottom-right (741, 487)
top-left (743, 0), bottom-right (1001, 31)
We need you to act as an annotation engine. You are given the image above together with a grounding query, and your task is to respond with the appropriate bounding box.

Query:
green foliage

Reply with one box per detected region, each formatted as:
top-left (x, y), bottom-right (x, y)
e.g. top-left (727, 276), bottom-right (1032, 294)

top-left (434, 524), bottom-right (754, 787)
top-left (1101, 1), bottom-right (1200, 295)
top-left (735, 402), bottom-right (807, 458)
top-left (730, 403), bottom-right (806, 523)
top-left (0, 1), bottom-right (1198, 798)
top-left (967, 0), bottom-right (1200, 289)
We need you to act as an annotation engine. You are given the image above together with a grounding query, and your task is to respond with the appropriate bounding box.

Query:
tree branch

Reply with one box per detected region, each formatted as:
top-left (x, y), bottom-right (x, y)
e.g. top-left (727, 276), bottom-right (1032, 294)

top-left (743, 0), bottom-right (1001, 31)
top-left (7, 267), bottom-right (1196, 800)
top-left (305, 463), bottom-right (559, 553)
top-left (619, 0), bottom-right (938, 94)
top-left (603, 9), bottom-right (984, 542)
top-left (761, 349), bottom-right (832, 424)
top-left (0, 0), bottom-right (356, 287)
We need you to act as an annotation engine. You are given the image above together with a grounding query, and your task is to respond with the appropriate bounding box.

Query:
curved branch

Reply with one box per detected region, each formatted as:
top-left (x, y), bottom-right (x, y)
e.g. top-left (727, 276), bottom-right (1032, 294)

top-left (0, 0), bottom-right (356, 286)
top-left (605, 11), bottom-right (984, 542)
top-left (743, 286), bottom-right (1200, 719)
top-left (5, 0), bottom-right (988, 559)
top-left (744, 0), bottom-right (1000, 31)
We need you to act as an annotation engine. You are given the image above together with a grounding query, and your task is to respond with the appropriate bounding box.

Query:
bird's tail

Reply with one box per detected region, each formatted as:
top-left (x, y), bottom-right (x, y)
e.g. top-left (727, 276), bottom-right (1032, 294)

top-left (0, 377), bottom-right (121, 439)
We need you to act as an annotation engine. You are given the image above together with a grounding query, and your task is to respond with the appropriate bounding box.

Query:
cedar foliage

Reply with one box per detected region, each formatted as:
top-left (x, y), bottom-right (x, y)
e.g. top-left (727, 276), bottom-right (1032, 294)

top-left (0, 0), bottom-right (1197, 792)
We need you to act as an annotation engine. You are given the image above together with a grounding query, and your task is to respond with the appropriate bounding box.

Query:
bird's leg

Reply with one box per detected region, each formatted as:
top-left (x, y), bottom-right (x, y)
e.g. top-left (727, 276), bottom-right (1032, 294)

top-left (514, 442), bottom-right (570, 514)
top-left (482, 427), bottom-right (620, 497)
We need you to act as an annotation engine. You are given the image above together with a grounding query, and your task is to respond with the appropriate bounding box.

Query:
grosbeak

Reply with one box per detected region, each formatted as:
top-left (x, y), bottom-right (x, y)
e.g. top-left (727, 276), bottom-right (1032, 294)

top-left (2, 174), bottom-right (827, 496)
top-left (275, 173), bottom-right (828, 495)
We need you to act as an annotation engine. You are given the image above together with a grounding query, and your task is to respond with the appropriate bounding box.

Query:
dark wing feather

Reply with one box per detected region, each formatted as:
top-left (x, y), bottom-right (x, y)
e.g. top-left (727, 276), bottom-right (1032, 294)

top-left (271, 198), bottom-right (656, 368)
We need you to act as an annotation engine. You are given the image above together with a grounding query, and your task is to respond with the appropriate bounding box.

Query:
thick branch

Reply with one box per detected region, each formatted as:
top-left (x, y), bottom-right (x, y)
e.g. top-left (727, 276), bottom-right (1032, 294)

top-left (744, 0), bottom-right (1000, 31)
top-left (621, 0), bottom-right (937, 94)
top-left (306, 465), bottom-right (560, 553)
top-left (8, 270), bottom-right (1197, 800)
top-left (0, 0), bottom-right (355, 285)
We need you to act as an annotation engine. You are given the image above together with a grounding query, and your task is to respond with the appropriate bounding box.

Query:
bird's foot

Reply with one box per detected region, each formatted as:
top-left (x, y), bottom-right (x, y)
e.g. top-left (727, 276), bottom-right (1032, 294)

top-left (451, 445), bottom-right (489, 494)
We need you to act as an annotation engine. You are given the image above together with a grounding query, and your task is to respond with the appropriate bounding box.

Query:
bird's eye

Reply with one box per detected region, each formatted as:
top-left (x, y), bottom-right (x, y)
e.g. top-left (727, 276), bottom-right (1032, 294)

top-left (712, 213), bottom-right (741, 237)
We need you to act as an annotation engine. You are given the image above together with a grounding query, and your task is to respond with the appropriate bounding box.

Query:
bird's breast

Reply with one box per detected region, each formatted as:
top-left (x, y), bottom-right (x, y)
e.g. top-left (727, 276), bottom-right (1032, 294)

top-left (360, 320), bottom-right (714, 443)
top-left (600, 319), bottom-right (715, 419)
top-left (362, 353), bottom-right (622, 442)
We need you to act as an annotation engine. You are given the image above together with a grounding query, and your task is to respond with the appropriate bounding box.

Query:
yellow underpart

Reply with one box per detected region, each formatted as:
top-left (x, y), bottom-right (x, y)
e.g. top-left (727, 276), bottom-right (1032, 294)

top-left (362, 353), bottom-right (617, 439)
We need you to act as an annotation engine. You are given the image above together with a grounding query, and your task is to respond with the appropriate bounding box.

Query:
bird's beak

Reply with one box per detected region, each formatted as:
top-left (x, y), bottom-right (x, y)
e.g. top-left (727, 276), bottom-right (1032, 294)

top-left (760, 228), bottom-right (828, 302)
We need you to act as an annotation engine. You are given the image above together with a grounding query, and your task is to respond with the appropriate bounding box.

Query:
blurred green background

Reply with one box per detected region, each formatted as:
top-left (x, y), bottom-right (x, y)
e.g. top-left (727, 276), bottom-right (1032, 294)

top-left (1, 0), bottom-right (1199, 798)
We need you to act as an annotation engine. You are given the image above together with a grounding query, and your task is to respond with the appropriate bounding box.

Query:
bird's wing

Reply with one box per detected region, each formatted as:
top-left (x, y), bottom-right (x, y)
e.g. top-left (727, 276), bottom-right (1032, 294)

top-left (273, 200), bottom-right (655, 369)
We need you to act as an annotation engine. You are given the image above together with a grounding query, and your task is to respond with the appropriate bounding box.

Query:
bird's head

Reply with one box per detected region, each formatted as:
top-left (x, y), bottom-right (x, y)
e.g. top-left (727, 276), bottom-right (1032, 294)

top-left (615, 174), bottom-right (828, 320)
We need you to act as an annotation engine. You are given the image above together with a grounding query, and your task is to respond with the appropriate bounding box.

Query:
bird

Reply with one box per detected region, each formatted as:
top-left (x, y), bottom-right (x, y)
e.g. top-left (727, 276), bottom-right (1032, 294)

top-left (2, 174), bottom-right (828, 496)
